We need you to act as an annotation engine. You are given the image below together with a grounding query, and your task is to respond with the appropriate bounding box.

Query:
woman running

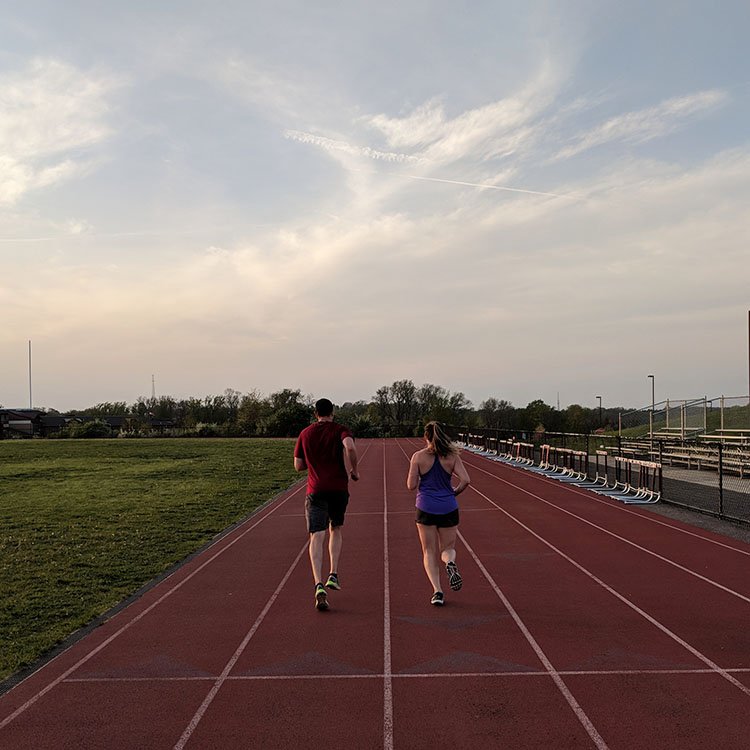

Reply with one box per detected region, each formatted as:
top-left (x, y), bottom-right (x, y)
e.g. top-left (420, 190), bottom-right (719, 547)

top-left (406, 422), bottom-right (471, 606)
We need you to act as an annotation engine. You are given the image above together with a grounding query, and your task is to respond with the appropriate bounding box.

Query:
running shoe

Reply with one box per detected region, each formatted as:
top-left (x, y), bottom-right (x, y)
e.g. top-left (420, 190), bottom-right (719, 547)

top-left (315, 584), bottom-right (329, 611)
top-left (446, 561), bottom-right (463, 591)
top-left (430, 591), bottom-right (445, 606)
top-left (325, 572), bottom-right (341, 590)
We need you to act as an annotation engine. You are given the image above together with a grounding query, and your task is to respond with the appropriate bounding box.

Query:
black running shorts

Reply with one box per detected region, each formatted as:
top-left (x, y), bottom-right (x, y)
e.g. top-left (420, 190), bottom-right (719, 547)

top-left (415, 508), bottom-right (460, 528)
top-left (305, 490), bottom-right (350, 533)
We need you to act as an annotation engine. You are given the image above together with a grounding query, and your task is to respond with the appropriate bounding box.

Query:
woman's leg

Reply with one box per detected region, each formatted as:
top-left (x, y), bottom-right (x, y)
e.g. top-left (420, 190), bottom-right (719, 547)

top-left (438, 526), bottom-right (458, 565)
top-left (416, 523), bottom-right (442, 593)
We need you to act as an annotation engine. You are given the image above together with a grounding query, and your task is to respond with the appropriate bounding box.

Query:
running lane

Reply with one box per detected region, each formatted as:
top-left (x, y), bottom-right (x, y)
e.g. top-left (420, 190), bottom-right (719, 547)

top-left (387, 440), bottom-right (605, 749)
top-left (0, 441), bottom-right (388, 749)
top-left (450, 445), bottom-right (750, 749)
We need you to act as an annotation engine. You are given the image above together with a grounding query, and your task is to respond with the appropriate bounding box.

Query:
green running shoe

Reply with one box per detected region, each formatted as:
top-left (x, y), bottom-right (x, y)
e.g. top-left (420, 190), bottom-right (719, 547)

top-left (315, 584), bottom-right (329, 611)
top-left (325, 572), bottom-right (341, 590)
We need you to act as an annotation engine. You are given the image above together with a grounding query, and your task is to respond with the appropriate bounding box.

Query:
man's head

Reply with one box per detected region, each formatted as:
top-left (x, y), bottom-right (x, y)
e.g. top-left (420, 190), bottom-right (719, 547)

top-left (314, 398), bottom-right (334, 418)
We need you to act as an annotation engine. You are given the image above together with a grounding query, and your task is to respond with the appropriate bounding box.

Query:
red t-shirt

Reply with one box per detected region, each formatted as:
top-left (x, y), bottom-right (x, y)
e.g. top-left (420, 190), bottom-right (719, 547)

top-left (294, 421), bottom-right (353, 494)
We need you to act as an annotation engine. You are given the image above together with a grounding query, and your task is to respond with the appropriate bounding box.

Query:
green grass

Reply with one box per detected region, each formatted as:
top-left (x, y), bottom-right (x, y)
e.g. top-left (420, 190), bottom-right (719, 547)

top-left (0, 438), bottom-right (299, 682)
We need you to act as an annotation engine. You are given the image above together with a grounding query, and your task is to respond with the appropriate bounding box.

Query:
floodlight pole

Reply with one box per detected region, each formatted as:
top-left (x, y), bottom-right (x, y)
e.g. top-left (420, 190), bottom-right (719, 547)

top-left (648, 374), bottom-right (655, 445)
top-left (596, 395), bottom-right (602, 427)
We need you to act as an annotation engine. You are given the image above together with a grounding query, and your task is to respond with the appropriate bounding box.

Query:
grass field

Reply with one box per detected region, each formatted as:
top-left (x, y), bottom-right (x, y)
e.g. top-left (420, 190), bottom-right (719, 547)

top-left (0, 438), bottom-right (299, 683)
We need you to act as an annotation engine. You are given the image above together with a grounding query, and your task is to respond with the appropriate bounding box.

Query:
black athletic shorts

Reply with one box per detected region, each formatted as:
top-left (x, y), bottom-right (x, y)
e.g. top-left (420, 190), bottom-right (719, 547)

top-left (305, 490), bottom-right (349, 533)
top-left (415, 508), bottom-right (460, 528)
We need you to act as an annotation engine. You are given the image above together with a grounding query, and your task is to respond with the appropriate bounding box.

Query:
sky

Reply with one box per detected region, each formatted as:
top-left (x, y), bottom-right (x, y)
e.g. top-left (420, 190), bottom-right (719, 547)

top-left (1, 0), bottom-right (749, 413)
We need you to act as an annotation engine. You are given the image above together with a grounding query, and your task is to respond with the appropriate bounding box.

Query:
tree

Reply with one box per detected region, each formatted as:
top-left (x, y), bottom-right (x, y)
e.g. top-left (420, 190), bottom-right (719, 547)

top-left (479, 398), bottom-right (514, 429)
top-left (261, 389), bottom-right (311, 436)
top-left (374, 386), bottom-right (392, 426)
top-left (520, 400), bottom-right (556, 432)
top-left (237, 390), bottom-right (268, 435)
top-left (416, 384), bottom-right (450, 422)
top-left (390, 379), bottom-right (417, 429)
top-left (564, 404), bottom-right (595, 434)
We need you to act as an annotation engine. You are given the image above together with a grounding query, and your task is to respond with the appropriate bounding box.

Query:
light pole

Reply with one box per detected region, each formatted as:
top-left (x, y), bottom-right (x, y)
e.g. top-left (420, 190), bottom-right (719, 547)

top-left (648, 374), bottom-right (655, 442)
top-left (648, 374), bottom-right (655, 412)
top-left (596, 395), bottom-right (602, 427)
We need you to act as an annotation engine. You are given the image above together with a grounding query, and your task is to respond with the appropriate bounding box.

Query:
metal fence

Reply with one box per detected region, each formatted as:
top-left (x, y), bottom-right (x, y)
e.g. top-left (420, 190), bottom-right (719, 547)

top-left (458, 427), bottom-right (750, 526)
top-left (618, 395), bottom-right (750, 439)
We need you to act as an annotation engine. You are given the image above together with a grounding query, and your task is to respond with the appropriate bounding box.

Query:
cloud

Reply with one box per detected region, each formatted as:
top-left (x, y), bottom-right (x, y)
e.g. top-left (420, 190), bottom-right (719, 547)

top-left (0, 59), bottom-right (122, 205)
top-left (552, 89), bottom-right (728, 161)
top-left (364, 62), bottom-right (562, 167)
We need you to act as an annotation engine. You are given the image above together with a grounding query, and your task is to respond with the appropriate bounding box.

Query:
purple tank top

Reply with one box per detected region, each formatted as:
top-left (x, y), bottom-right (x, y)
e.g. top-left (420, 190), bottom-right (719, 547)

top-left (416, 455), bottom-right (458, 514)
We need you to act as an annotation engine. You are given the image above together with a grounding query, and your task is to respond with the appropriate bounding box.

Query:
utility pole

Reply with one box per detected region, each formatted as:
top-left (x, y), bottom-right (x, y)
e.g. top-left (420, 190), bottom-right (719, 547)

top-left (28, 340), bottom-right (32, 409)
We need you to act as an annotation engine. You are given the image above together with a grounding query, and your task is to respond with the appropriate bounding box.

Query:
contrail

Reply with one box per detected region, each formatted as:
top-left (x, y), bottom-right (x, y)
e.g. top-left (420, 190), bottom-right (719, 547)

top-left (0, 226), bottom-right (274, 242)
top-left (388, 172), bottom-right (577, 199)
top-left (284, 129), bottom-right (423, 165)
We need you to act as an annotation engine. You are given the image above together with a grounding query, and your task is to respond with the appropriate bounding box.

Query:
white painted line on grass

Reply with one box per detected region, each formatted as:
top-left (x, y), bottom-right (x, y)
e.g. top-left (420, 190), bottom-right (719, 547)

top-left (463, 456), bottom-right (750, 606)
top-left (173, 541), bottom-right (308, 750)
top-left (469, 483), bottom-right (750, 701)
top-left (459, 530), bottom-right (611, 750)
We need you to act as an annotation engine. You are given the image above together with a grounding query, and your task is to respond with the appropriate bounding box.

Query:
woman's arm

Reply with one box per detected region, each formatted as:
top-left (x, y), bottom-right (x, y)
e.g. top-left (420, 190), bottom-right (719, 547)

top-left (451, 454), bottom-right (470, 495)
top-left (406, 452), bottom-right (421, 491)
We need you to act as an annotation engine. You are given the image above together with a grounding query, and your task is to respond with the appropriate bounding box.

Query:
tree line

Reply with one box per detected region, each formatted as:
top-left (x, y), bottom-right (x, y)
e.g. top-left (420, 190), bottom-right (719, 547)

top-left (36, 379), bottom-right (622, 438)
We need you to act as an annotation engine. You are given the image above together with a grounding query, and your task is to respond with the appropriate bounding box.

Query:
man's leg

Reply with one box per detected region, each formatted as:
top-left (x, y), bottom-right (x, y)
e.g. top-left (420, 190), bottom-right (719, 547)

top-left (328, 524), bottom-right (343, 576)
top-left (309, 530), bottom-right (326, 585)
top-left (325, 492), bottom-right (348, 589)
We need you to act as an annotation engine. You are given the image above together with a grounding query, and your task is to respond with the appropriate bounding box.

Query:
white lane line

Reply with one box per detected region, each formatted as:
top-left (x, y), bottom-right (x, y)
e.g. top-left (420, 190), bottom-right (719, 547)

top-left (463, 451), bottom-right (750, 557)
top-left (463, 456), bottom-right (750, 606)
top-left (393, 439), bottom-right (609, 749)
top-left (459, 531), bottom-right (610, 750)
top-left (172, 440), bottom-right (375, 748)
top-left (64, 666), bottom-right (750, 683)
top-left (0, 483), bottom-right (305, 730)
top-left (173, 541), bottom-right (308, 749)
top-left (382, 439), bottom-right (394, 750)
top-left (469, 483), bottom-right (750, 700)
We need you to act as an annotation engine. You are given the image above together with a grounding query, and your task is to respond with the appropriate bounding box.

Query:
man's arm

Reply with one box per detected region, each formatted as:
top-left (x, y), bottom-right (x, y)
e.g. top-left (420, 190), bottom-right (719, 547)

top-left (343, 436), bottom-right (359, 481)
top-left (293, 436), bottom-right (306, 472)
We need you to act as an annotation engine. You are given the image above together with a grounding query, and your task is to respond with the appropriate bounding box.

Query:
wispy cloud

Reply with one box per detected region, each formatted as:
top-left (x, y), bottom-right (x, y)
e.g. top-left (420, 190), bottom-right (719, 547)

top-left (0, 59), bottom-right (123, 204)
top-left (552, 89), bottom-right (728, 161)
top-left (365, 63), bottom-right (561, 167)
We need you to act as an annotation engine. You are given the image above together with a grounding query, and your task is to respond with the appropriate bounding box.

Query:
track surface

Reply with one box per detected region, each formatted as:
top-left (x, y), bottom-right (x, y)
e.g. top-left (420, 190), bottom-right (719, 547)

top-left (2, 438), bottom-right (750, 748)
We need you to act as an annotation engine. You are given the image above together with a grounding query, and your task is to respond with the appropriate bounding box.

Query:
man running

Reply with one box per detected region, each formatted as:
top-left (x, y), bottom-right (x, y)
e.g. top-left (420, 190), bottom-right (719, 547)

top-left (294, 398), bottom-right (359, 611)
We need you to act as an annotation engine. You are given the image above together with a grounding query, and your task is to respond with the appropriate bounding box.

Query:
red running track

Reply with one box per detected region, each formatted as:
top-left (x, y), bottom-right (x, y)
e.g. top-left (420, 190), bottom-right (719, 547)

top-left (2, 438), bottom-right (750, 749)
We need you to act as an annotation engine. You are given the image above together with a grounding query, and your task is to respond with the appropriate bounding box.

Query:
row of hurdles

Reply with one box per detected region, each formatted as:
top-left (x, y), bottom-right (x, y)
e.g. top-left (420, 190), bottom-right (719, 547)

top-left (459, 433), bottom-right (661, 504)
